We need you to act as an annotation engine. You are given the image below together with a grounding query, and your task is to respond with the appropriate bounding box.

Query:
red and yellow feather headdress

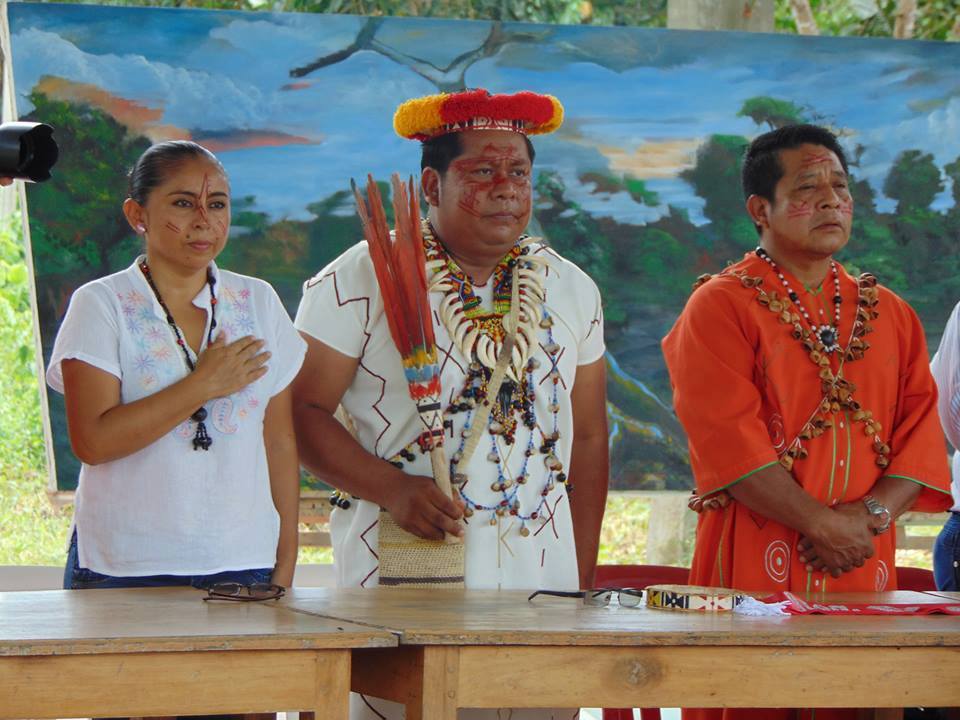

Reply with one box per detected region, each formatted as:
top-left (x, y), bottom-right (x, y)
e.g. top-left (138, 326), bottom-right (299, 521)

top-left (394, 88), bottom-right (563, 142)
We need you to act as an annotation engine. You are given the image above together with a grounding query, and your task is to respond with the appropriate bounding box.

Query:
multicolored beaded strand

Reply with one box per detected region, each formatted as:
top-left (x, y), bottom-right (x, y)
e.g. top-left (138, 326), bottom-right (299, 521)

top-left (337, 240), bottom-right (566, 537)
top-left (139, 259), bottom-right (218, 451)
top-left (755, 246), bottom-right (842, 353)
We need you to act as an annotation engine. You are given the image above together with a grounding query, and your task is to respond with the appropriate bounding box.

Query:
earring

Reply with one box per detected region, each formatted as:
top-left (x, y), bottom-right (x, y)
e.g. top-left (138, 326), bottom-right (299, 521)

top-left (136, 224), bottom-right (146, 233)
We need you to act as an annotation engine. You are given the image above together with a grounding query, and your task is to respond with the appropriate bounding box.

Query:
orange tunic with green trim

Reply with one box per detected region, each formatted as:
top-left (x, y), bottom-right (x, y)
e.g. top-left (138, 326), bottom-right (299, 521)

top-left (663, 251), bottom-right (951, 599)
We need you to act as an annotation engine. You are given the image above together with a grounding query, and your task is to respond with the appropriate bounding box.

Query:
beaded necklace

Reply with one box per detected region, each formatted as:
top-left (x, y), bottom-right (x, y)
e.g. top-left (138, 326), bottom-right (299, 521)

top-left (424, 221), bottom-right (548, 382)
top-left (354, 232), bottom-right (565, 535)
top-left (441, 244), bottom-right (524, 320)
top-left (755, 247), bottom-right (842, 353)
top-left (330, 231), bottom-right (568, 533)
top-left (728, 259), bottom-right (883, 471)
top-left (139, 259), bottom-right (218, 451)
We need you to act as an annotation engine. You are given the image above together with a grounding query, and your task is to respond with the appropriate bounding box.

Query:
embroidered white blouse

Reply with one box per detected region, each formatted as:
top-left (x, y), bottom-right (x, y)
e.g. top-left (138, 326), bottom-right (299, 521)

top-left (46, 257), bottom-right (306, 576)
top-left (930, 300), bottom-right (960, 512)
top-left (295, 239), bottom-right (605, 591)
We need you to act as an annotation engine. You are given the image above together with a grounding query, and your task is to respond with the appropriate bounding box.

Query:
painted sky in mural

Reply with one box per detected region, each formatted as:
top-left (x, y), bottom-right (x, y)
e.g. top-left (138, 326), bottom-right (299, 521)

top-left (13, 6), bottom-right (959, 222)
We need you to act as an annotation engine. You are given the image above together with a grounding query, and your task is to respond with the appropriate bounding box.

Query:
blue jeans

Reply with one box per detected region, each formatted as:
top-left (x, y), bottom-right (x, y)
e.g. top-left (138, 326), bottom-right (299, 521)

top-left (64, 532), bottom-right (273, 590)
top-left (933, 512), bottom-right (960, 591)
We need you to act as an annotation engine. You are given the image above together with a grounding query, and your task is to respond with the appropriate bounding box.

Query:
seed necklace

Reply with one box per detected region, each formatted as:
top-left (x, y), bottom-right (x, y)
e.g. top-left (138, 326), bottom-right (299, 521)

top-left (755, 247), bottom-right (842, 353)
top-left (139, 259), bottom-right (218, 450)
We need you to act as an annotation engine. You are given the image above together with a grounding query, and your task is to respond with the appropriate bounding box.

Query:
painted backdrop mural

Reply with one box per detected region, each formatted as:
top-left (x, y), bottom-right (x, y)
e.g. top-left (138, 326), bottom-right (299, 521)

top-left (10, 3), bottom-right (960, 492)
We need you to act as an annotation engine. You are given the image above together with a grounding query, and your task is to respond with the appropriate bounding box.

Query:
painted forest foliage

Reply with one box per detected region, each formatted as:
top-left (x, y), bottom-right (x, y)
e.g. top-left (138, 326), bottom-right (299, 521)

top-left (23, 90), bottom-right (960, 490)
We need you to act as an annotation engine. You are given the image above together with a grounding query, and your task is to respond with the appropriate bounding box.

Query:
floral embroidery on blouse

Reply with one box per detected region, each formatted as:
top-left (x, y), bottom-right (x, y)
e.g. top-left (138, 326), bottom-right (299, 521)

top-left (118, 280), bottom-right (266, 439)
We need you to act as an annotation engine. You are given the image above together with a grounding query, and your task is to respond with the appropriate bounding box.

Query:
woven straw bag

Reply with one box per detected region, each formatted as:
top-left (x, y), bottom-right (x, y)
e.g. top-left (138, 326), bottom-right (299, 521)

top-left (333, 405), bottom-right (465, 587)
top-left (377, 512), bottom-right (465, 587)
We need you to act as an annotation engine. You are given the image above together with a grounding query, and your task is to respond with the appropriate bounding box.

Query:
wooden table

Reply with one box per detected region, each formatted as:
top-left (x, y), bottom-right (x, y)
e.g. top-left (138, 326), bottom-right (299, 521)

top-left (0, 587), bottom-right (396, 719)
top-left (282, 588), bottom-right (960, 719)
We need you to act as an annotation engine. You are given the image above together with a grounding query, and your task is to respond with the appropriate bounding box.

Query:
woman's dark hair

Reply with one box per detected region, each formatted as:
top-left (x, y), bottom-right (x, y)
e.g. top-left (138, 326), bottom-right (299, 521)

top-left (128, 141), bottom-right (226, 204)
top-left (741, 124), bottom-right (849, 203)
top-left (420, 132), bottom-right (536, 175)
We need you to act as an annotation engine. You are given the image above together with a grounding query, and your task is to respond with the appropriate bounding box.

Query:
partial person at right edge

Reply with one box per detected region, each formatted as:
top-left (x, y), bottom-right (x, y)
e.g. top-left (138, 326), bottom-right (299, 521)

top-left (663, 124), bottom-right (952, 720)
top-left (930, 303), bottom-right (960, 591)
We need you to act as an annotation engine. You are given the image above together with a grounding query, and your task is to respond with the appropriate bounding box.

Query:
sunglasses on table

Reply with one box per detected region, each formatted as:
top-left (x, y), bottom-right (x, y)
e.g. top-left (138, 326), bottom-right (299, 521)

top-left (527, 588), bottom-right (645, 607)
top-left (203, 582), bottom-right (286, 602)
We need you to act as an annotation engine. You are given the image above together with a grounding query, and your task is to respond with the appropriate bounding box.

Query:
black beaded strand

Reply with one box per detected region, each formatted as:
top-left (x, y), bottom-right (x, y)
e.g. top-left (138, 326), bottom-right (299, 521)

top-left (139, 259), bottom-right (218, 450)
top-left (755, 247), bottom-right (842, 353)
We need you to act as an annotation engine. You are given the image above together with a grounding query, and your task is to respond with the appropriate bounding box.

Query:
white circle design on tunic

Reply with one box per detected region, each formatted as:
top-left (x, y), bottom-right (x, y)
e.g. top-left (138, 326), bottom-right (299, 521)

top-left (767, 413), bottom-right (786, 452)
top-left (875, 559), bottom-right (889, 591)
top-left (764, 540), bottom-right (790, 583)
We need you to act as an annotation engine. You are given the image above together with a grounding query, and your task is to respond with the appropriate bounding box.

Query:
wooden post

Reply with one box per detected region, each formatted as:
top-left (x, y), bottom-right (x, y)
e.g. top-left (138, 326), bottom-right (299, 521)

top-left (893, 0), bottom-right (917, 39)
top-left (644, 493), bottom-right (694, 566)
top-left (667, 0), bottom-right (774, 32)
top-left (790, 0), bottom-right (820, 35)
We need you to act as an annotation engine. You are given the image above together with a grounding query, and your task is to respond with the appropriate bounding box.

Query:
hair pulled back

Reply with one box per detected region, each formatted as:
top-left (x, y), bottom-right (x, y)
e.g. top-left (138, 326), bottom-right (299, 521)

top-left (128, 141), bottom-right (226, 205)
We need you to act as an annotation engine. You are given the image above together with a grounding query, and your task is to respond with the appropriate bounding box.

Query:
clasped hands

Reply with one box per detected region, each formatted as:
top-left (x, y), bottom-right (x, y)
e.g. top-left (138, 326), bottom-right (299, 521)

top-left (796, 500), bottom-right (885, 578)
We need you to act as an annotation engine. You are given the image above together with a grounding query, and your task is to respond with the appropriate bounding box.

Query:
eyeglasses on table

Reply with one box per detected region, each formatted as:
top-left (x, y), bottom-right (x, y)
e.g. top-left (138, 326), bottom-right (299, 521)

top-left (527, 588), bottom-right (644, 607)
top-left (203, 582), bottom-right (286, 602)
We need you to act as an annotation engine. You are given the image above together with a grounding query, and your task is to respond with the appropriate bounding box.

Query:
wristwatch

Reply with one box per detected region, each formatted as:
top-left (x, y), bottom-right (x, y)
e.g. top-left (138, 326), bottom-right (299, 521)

top-left (862, 495), bottom-right (892, 535)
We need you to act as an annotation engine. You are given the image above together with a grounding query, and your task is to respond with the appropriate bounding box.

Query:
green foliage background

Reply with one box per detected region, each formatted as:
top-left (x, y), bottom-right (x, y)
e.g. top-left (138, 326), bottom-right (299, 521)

top-left (0, 213), bottom-right (68, 565)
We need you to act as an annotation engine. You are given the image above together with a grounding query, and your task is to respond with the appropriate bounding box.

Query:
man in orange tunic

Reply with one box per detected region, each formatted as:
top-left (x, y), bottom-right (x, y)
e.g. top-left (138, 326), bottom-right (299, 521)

top-left (662, 124), bottom-right (952, 720)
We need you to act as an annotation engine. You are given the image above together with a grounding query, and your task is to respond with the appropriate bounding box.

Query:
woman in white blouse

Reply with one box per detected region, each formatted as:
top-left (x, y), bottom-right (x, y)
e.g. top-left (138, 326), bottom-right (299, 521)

top-left (46, 141), bottom-right (305, 591)
top-left (930, 302), bottom-right (960, 591)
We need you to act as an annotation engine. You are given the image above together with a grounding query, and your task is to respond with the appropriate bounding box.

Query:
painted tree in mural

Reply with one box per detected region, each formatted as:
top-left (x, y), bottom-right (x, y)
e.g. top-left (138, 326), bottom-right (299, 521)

top-left (287, 18), bottom-right (685, 89)
top-left (680, 134), bottom-right (754, 255)
top-left (533, 169), bottom-right (694, 489)
top-left (289, 18), bottom-right (548, 90)
top-left (23, 93), bottom-right (150, 324)
top-left (884, 150), bottom-right (944, 219)
top-left (737, 97), bottom-right (807, 129)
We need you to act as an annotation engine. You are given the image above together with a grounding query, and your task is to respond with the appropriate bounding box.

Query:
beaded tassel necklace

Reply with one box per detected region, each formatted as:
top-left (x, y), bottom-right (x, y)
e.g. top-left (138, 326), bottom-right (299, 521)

top-left (330, 231), bottom-right (568, 533)
top-left (424, 221), bottom-right (548, 382)
top-left (441, 244), bottom-right (523, 321)
top-left (139, 259), bottom-right (218, 451)
top-left (755, 247), bottom-right (842, 353)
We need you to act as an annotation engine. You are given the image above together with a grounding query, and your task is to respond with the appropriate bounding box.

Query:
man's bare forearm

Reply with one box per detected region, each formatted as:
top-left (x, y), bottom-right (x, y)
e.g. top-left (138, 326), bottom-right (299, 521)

top-left (726, 463), bottom-right (833, 537)
top-left (868, 475), bottom-right (923, 519)
top-left (294, 404), bottom-right (403, 508)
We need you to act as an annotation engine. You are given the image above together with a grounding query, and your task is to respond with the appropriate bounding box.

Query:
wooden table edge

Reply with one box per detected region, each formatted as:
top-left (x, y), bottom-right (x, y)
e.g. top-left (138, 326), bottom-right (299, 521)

top-left (0, 631), bottom-right (397, 656)
top-left (281, 602), bottom-right (960, 647)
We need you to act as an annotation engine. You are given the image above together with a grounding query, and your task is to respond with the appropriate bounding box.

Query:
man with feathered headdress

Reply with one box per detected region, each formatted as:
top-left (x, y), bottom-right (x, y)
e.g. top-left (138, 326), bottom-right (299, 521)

top-left (293, 88), bottom-right (609, 719)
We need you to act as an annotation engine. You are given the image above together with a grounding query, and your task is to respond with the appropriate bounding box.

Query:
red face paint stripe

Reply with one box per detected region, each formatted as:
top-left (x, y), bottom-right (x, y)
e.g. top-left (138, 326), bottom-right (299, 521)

top-left (799, 153), bottom-right (834, 168)
top-left (197, 173), bottom-right (211, 224)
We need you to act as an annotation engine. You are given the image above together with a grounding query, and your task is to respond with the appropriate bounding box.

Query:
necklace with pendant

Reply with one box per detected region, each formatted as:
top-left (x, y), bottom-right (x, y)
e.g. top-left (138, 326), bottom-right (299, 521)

top-left (755, 247), bottom-right (842, 353)
top-left (423, 221), bottom-right (550, 381)
top-left (139, 259), bottom-right (217, 451)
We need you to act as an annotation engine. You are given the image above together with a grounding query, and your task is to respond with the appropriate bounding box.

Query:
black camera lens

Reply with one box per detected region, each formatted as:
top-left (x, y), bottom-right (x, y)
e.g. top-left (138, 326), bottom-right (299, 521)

top-left (0, 122), bottom-right (59, 183)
